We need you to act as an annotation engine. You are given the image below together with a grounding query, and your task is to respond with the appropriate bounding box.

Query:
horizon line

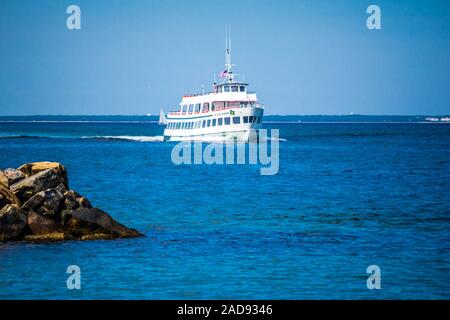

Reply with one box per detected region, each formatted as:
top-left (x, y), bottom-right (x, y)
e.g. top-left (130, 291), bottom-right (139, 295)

top-left (0, 114), bottom-right (449, 117)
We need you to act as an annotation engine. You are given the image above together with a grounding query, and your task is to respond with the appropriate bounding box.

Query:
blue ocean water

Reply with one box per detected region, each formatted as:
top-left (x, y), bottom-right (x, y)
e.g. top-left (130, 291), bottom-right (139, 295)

top-left (0, 117), bottom-right (449, 299)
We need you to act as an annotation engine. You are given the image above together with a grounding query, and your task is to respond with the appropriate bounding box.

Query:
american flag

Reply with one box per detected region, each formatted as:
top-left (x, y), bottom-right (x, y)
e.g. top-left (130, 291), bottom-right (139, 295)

top-left (218, 69), bottom-right (229, 78)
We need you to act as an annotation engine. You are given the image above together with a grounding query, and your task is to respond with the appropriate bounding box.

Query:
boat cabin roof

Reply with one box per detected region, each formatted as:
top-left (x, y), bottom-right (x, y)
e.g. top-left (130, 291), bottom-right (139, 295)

top-left (214, 82), bottom-right (248, 88)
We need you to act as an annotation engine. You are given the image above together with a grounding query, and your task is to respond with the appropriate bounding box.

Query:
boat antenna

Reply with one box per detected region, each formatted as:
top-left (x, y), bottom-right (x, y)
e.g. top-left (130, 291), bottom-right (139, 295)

top-left (225, 25), bottom-right (233, 83)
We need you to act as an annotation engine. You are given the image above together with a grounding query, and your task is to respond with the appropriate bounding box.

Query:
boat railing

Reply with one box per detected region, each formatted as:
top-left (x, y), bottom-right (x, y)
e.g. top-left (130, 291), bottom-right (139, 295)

top-left (168, 103), bottom-right (263, 116)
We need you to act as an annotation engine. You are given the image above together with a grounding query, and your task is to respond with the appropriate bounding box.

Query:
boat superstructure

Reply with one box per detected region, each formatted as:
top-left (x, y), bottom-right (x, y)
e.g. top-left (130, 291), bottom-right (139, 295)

top-left (161, 33), bottom-right (264, 142)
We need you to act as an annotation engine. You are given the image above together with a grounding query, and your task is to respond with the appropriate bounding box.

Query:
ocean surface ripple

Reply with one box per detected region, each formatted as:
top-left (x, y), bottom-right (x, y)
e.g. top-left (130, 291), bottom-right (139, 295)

top-left (0, 119), bottom-right (449, 299)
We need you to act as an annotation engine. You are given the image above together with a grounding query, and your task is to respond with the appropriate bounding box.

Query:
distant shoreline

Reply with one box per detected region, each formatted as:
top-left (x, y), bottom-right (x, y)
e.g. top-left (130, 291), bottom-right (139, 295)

top-left (1, 114), bottom-right (449, 124)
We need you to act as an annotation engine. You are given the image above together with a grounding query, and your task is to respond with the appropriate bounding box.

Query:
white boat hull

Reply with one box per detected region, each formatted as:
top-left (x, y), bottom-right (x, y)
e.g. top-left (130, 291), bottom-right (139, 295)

top-left (163, 106), bottom-right (263, 142)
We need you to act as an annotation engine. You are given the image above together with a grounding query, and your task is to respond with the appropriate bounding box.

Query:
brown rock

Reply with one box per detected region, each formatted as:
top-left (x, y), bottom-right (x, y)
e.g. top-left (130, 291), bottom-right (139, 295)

top-left (10, 168), bottom-right (67, 203)
top-left (27, 211), bottom-right (65, 235)
top-left (63, 190), bottom-right (81, 210)
top-left (0, 204), bottom-right (27, 241)
top-left (24, 233), bottom-right (73, 242)
top-left (18, 162), bottom-right (68, 186)
top-left (66, 207), bottom-right (142, 239)
top-left (0, 184), bottom-right (20, 209)
top-left (2, 168), bottom-right (26, 185)
top-left (77, 196), bottom-right (92, 208)
top-left (60, 209), bottom-right (73, 226)
top-left (20, 191), bottom-right (45, 212)
top-left (80, 233), bottom-right (114, 240)
top-left (0, 171), bottom-right (9, 187)
top-left (21, 188), bottom-right (64, 218)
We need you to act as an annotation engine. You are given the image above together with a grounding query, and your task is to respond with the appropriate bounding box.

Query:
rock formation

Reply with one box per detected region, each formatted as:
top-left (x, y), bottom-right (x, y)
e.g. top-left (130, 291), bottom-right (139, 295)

top-left (0, 162), bottom-right (143, 242)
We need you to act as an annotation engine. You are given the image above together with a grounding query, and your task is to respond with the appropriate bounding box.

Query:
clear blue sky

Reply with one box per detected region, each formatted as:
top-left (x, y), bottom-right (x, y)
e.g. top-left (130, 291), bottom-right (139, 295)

top-left (0, 0), bottom-right (449, 115)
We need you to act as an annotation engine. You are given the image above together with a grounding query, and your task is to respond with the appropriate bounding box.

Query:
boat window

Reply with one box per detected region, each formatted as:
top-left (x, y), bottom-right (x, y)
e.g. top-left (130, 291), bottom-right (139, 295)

top-left (188, 104), bottom-right (194, 114)
top-left (252, 116), bottom-right (257, 123)
top-left (202, 120), bottom-right (206, 128)
top-left (212, 119), bottom-right (216, 126)
top-left (214, 101), bottom-right (225, 110)
top-left (195, 104), bottom-right (201, 113)
top-left (207, 120), bottom-right (211, 127)
top-left (224, 86), bottom-right (230, 92)
top-left (211, 103), bottom-right (215, 111)
top-left (233, 116), bottom-right (240, 124)
top-left (243, 116), bottom-right (249, 123)
top-left (239, 86), bottom-right (245, 92)
top-left (224, 117), bottom-right (230, 125)
top-left (231, 86), bottom-right (238, 92)
top-left (218, 118), bottom-right (223, 126)
top-left (249, 116), bottom-right (254, 123)
top-left (203, 103), bottom-right (209, 112)
top-left (181, 105), bottom-right (187, 114)
top-left (228, 102), bottom-right (240, 108)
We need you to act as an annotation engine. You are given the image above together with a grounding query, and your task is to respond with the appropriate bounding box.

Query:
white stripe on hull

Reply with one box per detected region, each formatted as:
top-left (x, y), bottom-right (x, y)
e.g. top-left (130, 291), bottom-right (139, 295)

top-left (166, 129), bottom-right (259, 142)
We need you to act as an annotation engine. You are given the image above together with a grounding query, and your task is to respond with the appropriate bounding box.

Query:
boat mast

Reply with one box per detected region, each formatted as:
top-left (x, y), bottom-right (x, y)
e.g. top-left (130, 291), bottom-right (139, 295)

top-left (225, 25), bottom-right (234, 83)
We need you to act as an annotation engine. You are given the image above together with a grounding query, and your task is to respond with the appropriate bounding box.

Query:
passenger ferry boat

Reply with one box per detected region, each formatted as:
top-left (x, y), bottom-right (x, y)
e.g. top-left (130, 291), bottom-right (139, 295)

top-left (160, 35), bottom-right (264, 142)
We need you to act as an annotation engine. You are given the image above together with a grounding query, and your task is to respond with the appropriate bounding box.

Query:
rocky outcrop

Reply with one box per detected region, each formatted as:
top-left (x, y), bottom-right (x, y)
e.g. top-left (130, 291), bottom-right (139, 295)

top-left (0, 162), bottom-right (143, 242)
